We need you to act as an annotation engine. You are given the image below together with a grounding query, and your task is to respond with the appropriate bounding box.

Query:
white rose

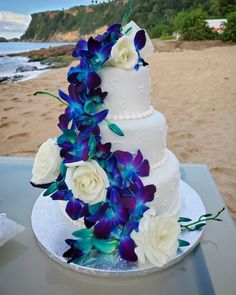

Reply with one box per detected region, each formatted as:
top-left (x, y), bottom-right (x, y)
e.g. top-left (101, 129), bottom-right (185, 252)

top-left (31, 138), bottom-right (62, 184)
top-left (65, 160), bottom-right (109, 205)
top-left (122, 20), bottom-right (154, 58)
top-left (108, 35), bottom-right (138, 69)
top-left (131, 209), bottom-right (181, 267)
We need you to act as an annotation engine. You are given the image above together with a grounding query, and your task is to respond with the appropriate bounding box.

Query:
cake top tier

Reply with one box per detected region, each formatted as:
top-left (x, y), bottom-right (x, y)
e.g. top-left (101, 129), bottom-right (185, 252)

top-left (99, 66), bottom-right (152, 120)
top-left (66, 21), bottom-right (154, 120)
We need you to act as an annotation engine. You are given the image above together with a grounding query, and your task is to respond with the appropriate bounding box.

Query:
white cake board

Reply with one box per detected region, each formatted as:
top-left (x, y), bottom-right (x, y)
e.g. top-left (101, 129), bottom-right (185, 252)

top-left (31, 180), bottom-right (206, 277)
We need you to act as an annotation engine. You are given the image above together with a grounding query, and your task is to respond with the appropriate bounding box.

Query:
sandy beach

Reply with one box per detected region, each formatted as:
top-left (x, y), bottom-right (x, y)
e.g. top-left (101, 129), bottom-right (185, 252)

top-left (0, 44), bottom-right (236, 220)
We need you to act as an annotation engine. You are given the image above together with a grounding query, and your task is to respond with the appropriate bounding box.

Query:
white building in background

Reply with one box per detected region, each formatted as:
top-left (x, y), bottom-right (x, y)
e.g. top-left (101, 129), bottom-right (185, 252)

top-left (206, 19), bottom-right (227, 33)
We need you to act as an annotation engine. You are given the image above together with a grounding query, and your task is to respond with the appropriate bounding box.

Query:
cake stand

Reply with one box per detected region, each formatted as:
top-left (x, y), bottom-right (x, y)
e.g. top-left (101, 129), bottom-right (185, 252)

top-left (31, 180), bottom-right (206, 277)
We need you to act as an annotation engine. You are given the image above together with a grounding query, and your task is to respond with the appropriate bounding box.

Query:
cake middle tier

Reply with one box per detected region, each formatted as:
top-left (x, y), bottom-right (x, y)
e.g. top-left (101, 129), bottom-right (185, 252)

top-left (100, 110), bottom-right (168, 168)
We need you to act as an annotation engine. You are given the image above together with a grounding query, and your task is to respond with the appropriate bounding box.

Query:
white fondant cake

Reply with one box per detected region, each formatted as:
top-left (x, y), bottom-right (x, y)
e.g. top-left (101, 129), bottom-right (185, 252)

top-left (31, 20), bottom-right (183, 268)
top-left (99, 65), bottom-right (181, 217)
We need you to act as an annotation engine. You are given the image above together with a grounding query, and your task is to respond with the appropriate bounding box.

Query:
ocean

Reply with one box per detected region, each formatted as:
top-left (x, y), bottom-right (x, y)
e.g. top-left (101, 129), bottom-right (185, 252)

top-left (0, 42), bottom-right (74, 82)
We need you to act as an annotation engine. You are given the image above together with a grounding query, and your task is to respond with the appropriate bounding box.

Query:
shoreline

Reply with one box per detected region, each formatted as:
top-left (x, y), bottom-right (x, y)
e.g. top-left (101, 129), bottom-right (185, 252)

top-left (0, 44), bottom-right (74, 84)
top-left (1, 40), bottom-right (235, 84)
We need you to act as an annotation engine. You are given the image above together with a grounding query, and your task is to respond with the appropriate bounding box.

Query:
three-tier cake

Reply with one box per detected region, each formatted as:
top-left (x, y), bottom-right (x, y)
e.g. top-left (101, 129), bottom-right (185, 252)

top-left (31, 21), bottom-right (182, 268)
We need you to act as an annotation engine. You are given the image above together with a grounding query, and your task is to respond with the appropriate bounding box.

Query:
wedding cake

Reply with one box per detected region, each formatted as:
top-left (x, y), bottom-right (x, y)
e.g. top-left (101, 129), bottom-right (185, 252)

top-left (31, 21), bottom-right (182, 268)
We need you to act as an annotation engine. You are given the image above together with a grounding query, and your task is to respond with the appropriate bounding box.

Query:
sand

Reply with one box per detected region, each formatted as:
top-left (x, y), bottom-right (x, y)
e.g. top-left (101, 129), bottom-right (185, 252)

top-left (0, 45), bottom-right (236, 220)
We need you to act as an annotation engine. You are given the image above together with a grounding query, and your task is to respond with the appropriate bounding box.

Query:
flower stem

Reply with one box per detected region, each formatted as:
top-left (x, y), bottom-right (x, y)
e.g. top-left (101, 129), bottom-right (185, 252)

top-left (180, 207), bottom-right (225, 231)
top-left (121, 0), bottom-right (132, 27)
top-left (34, 91), bottom-right (67, 105)
top-left (104, 119), bottom-right (111, 124)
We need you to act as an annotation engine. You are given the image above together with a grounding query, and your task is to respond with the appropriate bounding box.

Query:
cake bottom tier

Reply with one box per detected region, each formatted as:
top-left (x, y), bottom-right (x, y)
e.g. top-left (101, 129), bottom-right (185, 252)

top-left (143, 149), bottom-right (181, 217)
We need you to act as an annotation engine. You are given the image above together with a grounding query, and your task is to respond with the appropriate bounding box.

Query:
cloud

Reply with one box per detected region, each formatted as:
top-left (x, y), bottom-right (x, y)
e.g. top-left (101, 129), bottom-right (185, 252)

top-left (0, 11), bottom-right (31, 38)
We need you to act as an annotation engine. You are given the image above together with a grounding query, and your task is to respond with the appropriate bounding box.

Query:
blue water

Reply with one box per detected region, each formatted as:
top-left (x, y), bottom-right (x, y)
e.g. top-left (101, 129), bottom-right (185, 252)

top-left (0, 42), bottom-right (74, 55)
top-left (0, 42), bottom-right (74, 81)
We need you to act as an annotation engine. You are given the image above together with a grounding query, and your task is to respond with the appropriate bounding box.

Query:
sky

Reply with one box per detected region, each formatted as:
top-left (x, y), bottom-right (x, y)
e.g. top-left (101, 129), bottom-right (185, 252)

top-left (0, 1), bottom-right (106, 38)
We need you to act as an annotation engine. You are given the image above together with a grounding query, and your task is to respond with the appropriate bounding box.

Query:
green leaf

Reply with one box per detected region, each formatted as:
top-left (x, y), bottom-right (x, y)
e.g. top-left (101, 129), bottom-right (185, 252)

top-left (74, 239), bottom-right (92, 253)
top-left (194, 223), bottom-right (206, 230)
top-left (92, 239), bottom-right (118, 254)
top-left (88, 135), bottom-right (96, 158)
top-left (72, 229), bottom-right (93, 239)
top-left (178, 217), bottom-right (192, 223)
top-left (215, 218), bottom-right (222, 222)
top-left (60, 162), bottom-right (67, 177)
top-left (88, 202), bottom-right (104, 215)
top-left (178, 239), bottom-right (190, 247)
top-left (43, 182), bottom-right (58, 196)
top-left (108, 123), bottom-right (124, 136)
top-left (125, 27), bottom-right (132, 34)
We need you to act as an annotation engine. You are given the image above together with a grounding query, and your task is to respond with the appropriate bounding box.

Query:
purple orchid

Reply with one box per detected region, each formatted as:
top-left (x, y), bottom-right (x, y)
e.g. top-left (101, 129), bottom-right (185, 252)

top-left (95, 142), bottom-right (112, 160)
top-left (134, 30), bottom-right (146, 51)
top-left (67, 58), bottom-right (101, 89)
top-left (72, 39), bottom-right (87, 58)
top-left (72, 31), bottom-right (120, 70)
top-left (63, 239), bottom-right (85, 263)
top-left (78, 37), bottom-right (115, 69)
top-left (76, 109), bottom-right (108, 130)
top-left (122, 181), bottom-right (156, 221)
top-left (57, 129), bottom-right (91, 161)
top-left (119, 236), bottom-right (138, 262)
top-left (114, 149), bottom-right (150, 187)
top-left (133, 29), bottom-right (149, 70)
top-left (46, 180), bottom-right (89, 221)
top-left (95, 23), bottom-right (122, 44)
top-left (84, 202), bottom-right (109, 228)
top-left (93, 188), bottom-right (129, 239)
top-left (103, 156), bottom-right (122, 188)
top-left (57, 89), bottom-right (85, 131)
top-left (84, 88), bottom-right (108, 113)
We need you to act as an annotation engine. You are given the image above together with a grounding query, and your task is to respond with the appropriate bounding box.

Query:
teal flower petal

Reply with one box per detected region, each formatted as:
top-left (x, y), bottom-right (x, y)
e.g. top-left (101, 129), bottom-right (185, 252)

top-left (43, 182), bottom-right (58, 196)
top-left (108, 123), bottom-right (124, 136)
top-left (92, 239), bottom-right (118, 254)
top-left (74, 239), bottom-right (92, 253)
top-left (72, 229), bottom-right (93, 239)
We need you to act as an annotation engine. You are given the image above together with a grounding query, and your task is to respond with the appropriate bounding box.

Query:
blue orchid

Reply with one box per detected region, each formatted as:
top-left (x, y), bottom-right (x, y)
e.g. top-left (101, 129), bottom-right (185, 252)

top-left (103, 156), bottom-right (122, 188)
top-left (57, 88), bottom-right (85, 131)
top-left (95, 23), bottom-right (122, 44)
top-left (118, 236), bottom-right (138, 262)
top-left (84, 88), bottom-right (108, 113)
top-left (44, 180), bottom-right (89, 221)
top-left (63, 239), bottom-right (85, 263)
top-left (78, 37), bottom-right (115, 70)
top-left (93, 188), bottom-right (129, 239)
top-left (95, 142), bottom-right (112, 160)
top-left (122, 181), bottom-right (156, 221)
top-left (67, 58), bottom-right (101, 89)
top-left (133, 29), bottom-right (149, 70)
top-left (72, 39), bottom-right (88, 58)
top-left (57, 129), bottom-right (91, 161)
top-left (75, 109), bottom-right (108, 131)
top-left (71, 27), bottom-right (121, 71)
top-left (114, 150), bottom-right (150, 187)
